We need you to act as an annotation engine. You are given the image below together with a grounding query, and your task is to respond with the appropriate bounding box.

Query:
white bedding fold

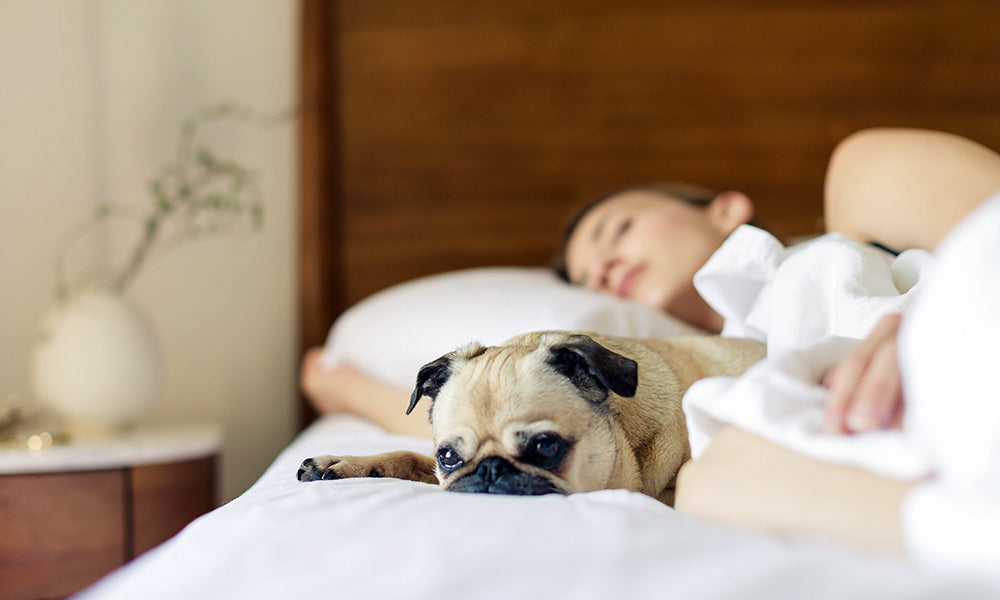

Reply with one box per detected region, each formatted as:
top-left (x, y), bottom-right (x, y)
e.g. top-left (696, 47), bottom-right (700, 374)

top-left (695, 225), bottom-right (931, 358)
top-left (684, 337), bottom-right (930, 479)
top-left (685, 226), bottom-right (933, 479)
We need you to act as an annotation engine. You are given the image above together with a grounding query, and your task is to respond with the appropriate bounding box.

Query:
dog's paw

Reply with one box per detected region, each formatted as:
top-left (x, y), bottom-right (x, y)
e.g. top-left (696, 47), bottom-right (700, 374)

top-left (296, 455), bottom-right (385, 482)
top-left (296, 455), bottom-right (341, 481)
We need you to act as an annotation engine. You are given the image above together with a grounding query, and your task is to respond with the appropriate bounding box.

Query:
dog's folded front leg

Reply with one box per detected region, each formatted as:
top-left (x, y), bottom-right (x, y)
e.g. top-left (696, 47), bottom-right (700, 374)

top-left (297, 451), bottom-right (438, 484)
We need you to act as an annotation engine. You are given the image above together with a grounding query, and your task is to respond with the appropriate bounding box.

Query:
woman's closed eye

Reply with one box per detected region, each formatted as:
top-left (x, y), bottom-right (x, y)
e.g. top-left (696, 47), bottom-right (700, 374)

top-left (613, 218), bottom-right (633, 243)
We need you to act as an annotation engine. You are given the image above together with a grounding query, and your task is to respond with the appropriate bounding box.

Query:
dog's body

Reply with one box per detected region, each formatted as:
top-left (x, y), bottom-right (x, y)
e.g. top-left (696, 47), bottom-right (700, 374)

top-left (298, 332), bottom-right (764, 505)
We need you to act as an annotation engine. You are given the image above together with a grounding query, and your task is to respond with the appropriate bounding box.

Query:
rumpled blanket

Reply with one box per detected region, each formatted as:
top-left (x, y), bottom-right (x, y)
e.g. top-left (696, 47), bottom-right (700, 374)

top-left (684, 225), bottom-right (933, 480)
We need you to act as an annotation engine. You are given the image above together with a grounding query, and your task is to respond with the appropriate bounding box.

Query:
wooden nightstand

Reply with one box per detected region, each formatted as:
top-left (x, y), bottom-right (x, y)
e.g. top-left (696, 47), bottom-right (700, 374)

top-left (0, 425), bottom-right (220, 600)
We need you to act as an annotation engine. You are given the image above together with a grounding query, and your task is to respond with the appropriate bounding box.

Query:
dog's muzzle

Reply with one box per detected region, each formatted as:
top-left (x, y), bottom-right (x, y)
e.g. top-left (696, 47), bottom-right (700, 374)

top-left (445, 456), bottom-right (564, 496)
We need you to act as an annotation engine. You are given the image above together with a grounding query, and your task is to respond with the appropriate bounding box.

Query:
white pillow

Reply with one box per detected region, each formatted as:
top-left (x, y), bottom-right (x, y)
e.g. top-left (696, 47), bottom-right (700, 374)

top-left (320, 267), bottom-right (704, 390)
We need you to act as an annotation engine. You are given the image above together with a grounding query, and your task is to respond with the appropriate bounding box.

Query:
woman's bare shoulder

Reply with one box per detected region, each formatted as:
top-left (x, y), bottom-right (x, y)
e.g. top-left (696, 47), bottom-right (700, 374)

top-left (824, 128), bottom-right (1000, 251)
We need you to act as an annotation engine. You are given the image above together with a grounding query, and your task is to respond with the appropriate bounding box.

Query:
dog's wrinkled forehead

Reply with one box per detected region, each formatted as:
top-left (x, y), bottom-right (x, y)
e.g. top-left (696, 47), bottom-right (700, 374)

top-left (450, 334), bottom-right (586, 386)
top-left (445, 339), bottom-right (556, 395)
top-left (408, 332), bottom-right (637, 428)
top-left (429, 339), bottom-right (576, 429)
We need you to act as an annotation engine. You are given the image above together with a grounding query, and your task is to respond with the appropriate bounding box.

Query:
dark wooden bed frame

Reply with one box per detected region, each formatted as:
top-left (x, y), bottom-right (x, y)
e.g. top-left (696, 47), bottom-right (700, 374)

top-left (297, 0), bottom-right (1000, 426)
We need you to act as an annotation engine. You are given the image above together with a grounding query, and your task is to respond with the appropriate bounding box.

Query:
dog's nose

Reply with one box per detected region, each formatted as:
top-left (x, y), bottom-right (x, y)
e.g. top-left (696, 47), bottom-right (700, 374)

top-left (476, 456), bottom-right (517, 482)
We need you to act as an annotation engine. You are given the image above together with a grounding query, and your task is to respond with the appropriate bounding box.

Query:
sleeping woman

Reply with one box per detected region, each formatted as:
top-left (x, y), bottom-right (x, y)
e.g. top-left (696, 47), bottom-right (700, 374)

top-left (300, 127), bottom-right (1000, 565)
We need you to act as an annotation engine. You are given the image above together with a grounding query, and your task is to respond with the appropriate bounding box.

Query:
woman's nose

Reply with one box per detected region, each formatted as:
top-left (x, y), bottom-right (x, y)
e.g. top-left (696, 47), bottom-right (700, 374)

top-left (591, 257), bottom-right (620, 293)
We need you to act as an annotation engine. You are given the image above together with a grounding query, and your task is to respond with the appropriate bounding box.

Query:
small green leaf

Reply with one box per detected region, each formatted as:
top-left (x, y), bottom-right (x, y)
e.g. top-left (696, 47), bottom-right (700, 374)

top-left (196, 148), bottom-right (215, 168)
top-left (204, 194), bottom-right (224, 210)
top-left (251, 204), bottom-right (264, 230)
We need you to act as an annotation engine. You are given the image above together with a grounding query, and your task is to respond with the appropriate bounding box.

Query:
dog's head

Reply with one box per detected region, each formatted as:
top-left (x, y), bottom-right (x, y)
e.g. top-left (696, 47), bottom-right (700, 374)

top-left (407, 332), bottom-right (638, 497)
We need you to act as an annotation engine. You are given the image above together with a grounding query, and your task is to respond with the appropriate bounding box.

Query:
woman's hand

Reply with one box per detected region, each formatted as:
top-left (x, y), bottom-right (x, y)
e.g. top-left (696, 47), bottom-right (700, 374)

top-left (299, 347), bottom-right (366, 415)
top-left (299, 347), bottom-right (432, 438)
top-left (821, 314), bottom-right (904, 434)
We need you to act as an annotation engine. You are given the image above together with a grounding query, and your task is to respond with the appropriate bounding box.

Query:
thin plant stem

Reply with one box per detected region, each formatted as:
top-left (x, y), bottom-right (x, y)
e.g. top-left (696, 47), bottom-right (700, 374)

top-left (52, 102), bottom-right (293, 299)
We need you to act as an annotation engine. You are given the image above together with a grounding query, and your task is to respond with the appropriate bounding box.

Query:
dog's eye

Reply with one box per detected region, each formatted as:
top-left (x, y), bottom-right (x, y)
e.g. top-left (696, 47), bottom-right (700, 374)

top-left (436, 446), bottom-right (464, 472)
top-left (533, 436), bottom-right (562, 459)
top-left (524, 434), bottom-right (568, 470)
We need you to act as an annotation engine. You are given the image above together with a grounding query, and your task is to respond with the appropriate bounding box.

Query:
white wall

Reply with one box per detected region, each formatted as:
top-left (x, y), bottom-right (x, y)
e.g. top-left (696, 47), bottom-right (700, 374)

top-left (0, 0), bottom-right (298, 502)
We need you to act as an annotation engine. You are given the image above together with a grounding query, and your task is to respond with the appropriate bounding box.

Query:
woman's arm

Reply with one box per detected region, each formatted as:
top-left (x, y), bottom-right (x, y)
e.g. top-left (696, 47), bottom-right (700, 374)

top-left (300, 347), bottom-right (433, 438)
top-left (675, 426), bottom-right (915, 554)
top-left (824, 128), bottom-right (1000, 251)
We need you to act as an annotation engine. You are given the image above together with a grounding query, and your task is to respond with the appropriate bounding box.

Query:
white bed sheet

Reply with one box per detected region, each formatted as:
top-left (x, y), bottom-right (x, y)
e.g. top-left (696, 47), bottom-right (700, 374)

top-left (78, 415), bottom-right (1000, 600)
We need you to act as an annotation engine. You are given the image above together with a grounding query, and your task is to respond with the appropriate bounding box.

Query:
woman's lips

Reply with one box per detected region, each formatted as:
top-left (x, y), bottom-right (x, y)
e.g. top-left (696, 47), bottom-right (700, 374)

top-left (617, 266), bottom-right (643, 298)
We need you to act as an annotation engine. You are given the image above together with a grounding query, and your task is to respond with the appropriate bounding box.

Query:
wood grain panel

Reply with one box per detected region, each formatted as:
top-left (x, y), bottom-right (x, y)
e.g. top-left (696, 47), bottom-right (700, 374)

top-left (130, 457), bottom-right (217, 556)
top-left (299, 0), bottom-right (343, 427)
top-left (328, 0), bottom-right (1000, 303)
top-left (0, 470), bottom-right (127, 600)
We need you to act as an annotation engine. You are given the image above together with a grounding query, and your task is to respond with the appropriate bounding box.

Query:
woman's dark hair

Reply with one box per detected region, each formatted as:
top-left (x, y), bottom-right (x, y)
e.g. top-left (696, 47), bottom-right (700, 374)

top-left (551, 182), bottom-right (719, 282)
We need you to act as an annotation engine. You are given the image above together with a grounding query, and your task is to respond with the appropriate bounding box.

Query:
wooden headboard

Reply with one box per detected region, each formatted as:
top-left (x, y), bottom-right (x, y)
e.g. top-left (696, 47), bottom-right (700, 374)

top-left (297, 0), bottom-right (1000, 425)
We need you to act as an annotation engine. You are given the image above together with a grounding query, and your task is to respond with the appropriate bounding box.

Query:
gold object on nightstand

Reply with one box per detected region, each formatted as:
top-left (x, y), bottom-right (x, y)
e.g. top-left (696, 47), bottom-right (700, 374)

top-left (0, 398), bottom-right (69, 450)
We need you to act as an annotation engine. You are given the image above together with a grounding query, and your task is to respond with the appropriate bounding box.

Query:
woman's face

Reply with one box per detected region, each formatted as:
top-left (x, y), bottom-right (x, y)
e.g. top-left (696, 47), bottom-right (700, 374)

top-left (564, 190), bottom-right (750, 322)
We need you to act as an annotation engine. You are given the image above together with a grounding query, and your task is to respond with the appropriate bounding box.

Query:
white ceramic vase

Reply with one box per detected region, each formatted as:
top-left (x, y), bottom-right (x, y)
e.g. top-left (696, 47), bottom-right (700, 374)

top-left (30, 290), bottom-right (162, 433)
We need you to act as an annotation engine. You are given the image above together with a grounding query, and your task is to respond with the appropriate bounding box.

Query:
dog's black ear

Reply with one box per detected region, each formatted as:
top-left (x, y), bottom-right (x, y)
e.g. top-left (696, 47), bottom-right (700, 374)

top-left (408, 343), bottom-right (488, 417)
top-left (407, 355), bottom-right (452, 415)
top-left (547, 335), bottom-right (638, 405)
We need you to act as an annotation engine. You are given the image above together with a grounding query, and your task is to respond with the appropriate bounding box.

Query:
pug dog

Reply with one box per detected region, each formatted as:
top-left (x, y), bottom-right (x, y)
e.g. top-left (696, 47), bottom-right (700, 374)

top-left (297, 331), bottom-right (764, 505)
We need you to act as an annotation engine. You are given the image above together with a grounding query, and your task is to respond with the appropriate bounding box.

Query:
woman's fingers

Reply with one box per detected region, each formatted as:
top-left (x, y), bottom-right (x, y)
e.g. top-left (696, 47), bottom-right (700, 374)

top-left (823, 314), bottom-right (902, 433)
top-left (844, 338), bottom-right (903, 432)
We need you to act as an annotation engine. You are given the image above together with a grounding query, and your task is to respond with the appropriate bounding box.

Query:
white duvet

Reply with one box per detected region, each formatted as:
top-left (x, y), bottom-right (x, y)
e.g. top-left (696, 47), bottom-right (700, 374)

top-left (78, 415), bottom-right (1000, 600)
top-left (685, 225), bottom-right (933, 479)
